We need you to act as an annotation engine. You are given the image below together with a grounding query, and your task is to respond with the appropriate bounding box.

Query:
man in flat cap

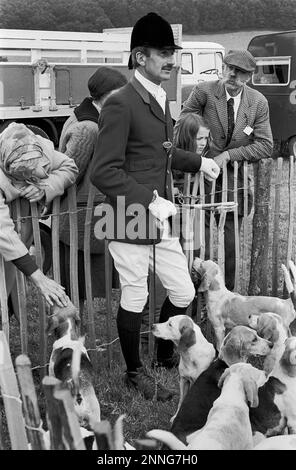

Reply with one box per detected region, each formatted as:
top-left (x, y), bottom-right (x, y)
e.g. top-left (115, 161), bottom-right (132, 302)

top-left (180, 49), bottom-right (273, 291)
top-left (90, 12), bottom-right (219, 401)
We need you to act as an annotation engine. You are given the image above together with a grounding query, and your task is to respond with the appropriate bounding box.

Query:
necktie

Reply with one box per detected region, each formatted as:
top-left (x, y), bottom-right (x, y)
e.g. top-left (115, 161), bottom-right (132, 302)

top-left (226, 97), bottom-right (234, 146)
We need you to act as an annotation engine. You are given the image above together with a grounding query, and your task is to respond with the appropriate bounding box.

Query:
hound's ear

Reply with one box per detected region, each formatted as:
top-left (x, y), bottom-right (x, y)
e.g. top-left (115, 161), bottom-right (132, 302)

top-left (219, 334), bottom-right (241, 363)
top-left (178, 324), bottom-right (196, 352)
top-left (198, 267), bottom-right (219, 292)
top-left (46, 315), bottom-right (59, 334)
top-left (257, 315), bottom-right (279, 344)
top-left (73, 308), bottom-right (81, 326)
top-left (218, 367), bottom-right (230, 388)
top-left (243, 378), bottom-right (259, 408)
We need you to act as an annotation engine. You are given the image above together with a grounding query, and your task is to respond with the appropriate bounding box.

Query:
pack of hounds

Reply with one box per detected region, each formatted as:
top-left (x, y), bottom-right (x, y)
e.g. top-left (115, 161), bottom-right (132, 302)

top-left (46, 258), bottom-right (296, 450)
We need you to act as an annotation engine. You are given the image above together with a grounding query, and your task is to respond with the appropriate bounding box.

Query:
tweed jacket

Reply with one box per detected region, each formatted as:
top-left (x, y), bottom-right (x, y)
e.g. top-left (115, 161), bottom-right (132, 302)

top-left (90, 77), bottom-right (203, 244)
top-left (58, 98), bottom-right (105, 252)
top-left (181, 80), bottom-right (273, 214)
top-left (0, 147), bottom-right (78, 262)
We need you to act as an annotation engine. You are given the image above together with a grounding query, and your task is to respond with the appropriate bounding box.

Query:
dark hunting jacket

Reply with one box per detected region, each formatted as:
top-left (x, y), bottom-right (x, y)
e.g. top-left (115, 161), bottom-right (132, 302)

top-left (90, 76), bottom-right (203, 244)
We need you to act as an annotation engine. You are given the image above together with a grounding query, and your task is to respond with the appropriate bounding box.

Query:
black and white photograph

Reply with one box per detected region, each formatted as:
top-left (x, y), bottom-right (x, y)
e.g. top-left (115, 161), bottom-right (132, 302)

top-left (0, 0), bottom-right (296, 458)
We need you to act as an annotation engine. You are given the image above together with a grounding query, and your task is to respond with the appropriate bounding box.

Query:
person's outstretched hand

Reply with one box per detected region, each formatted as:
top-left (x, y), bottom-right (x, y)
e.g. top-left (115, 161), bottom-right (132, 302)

top-left (30, 269), bottom-right (68, 307)
top-left (200, 157), bottom-right (220, 181)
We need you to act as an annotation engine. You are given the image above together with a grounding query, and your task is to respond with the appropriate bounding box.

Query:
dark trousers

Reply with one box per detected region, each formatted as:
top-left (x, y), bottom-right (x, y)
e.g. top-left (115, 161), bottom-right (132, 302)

top-left (204, 211), bottom-right (243, 291)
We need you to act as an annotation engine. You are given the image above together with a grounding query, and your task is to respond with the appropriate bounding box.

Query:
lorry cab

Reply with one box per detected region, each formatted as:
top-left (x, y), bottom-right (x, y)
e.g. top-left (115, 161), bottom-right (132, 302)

top-left (247, 30), bottom-right (296, 152)
top-left (181, 41), bottom-right (225, 103)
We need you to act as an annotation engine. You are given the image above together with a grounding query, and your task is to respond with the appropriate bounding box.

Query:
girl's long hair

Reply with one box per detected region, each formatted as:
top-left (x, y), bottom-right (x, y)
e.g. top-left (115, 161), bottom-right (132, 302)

top-left (173, 113), bottom-right (209, 155)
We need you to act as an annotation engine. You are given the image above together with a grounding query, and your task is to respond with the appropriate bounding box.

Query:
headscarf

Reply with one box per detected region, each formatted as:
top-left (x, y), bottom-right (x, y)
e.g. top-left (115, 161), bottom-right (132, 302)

top-left (0, 123), bottom-right (51, 186)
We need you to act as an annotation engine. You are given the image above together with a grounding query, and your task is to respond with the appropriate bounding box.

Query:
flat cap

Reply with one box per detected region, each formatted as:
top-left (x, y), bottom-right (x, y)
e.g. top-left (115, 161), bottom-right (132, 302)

top-left (224, 50), bottom-right (256, 72)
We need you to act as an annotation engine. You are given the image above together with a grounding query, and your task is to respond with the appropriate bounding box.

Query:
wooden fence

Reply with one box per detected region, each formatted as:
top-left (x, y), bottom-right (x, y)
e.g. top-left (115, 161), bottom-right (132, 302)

top-left (0, 154), bottom-right (296, 448)
top-left (0, 331), bottom-right (132, 450)
top-left (0, 155), bottom-right (296, 372)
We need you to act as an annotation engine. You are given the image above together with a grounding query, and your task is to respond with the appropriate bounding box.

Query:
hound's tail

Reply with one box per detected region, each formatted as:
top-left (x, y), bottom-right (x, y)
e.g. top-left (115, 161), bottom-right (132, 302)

top-left (146, 430), bottom-right (186, 450)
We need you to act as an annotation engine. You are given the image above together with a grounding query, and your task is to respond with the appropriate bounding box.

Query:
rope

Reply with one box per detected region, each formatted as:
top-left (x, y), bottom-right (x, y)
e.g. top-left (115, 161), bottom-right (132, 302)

top-left (0, 393), bottom-right (22, 404)
top-left (9, 330), bottom-right (152, 372)
top-left (8, 176), bottom-right (296, 222)
top-left (25, 422), bottom-right (45, 433)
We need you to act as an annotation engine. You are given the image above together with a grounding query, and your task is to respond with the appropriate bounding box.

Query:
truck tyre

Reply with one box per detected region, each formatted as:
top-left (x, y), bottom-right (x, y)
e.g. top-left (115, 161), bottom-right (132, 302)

top-left (26, 125), bottom-right (50, 140)
top-left (288, 136), bottom-right (296, 157)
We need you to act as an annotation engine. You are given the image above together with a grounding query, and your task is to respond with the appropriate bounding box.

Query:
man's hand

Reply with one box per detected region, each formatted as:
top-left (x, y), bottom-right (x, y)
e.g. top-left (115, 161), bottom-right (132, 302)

top-left (213, 151), bottom-right (230, 169)
top-left (200, 157), bottom-right (220, 181)
top-left (30, 269), bottom-right (68, 307)
top-left (148, 190), bottom-right (177, 223)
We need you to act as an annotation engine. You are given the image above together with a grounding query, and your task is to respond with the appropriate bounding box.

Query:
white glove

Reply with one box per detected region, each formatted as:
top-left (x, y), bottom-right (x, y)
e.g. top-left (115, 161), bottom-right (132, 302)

top-left (148, 190), bottom-right (177, 223)
top-left (200, 157), bottom-right (220, 181)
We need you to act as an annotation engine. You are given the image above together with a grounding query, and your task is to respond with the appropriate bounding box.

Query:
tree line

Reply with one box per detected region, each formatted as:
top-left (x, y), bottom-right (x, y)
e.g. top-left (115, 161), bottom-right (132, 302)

top-left (0, 0), bottom-right (295, 33)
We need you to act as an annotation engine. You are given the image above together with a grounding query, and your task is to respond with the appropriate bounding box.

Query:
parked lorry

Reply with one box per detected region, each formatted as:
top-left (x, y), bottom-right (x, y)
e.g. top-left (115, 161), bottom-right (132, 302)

top-left (0, 26), bottom-right (183, 143)
top-left (248, 30), bottom-right (296, 153)
top-left (0, 28), bottom-right (225, 143)
top-left (181, 41), bottom-right (225, 102)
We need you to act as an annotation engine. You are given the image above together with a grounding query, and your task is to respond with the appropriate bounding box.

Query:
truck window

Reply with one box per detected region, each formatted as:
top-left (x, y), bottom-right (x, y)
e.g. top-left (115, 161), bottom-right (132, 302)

top-left (181, 53), bottom-right (193, 74)
top-left (0, 49), bottom-right (31, 62)
top-left (216, 52), bottom-right (223, 75)
top-left (252, 57), bottom-right (290, 85)
top-left (198, 52), bottom-right (216, 74)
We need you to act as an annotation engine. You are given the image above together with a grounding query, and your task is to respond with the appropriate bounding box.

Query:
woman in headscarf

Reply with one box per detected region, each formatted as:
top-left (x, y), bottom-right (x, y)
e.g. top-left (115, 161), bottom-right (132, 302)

top-left (0, 122), bottom-right (78, 307)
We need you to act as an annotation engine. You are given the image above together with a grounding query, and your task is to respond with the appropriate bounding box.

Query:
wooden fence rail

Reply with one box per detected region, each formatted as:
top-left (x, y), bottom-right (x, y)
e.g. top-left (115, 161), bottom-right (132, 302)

top-left (0, 155), bottom-right (296, 370)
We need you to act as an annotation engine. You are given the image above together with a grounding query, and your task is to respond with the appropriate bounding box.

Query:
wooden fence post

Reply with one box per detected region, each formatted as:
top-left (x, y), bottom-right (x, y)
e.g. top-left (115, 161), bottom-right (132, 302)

top-left (51, 197), bottom-right (61, 284)
top-left (249, 159), bottom-right (272, 295)
top-left (0, 254), bottom-right (9, 343)
top-left (42, 376), bottom-right (65, 450)
top-left (12, 199), bottom-right (28, 355)
top-left (233, 162), bottom-right (240, 292)
top-left (286, 155), bottom-right (295, 267)
top-left (83, 184), bottom-right (98, 369)
top-left (68, 185), bottom-right (79, 309)
top-left (31, 202), bottom-right (47, 377)
top-left (53, 386), bottom-right (86, 450)
top-left (0, 331), bottom-right (28, 449)
top-left (15, 354), bottom-right (46, 450)
top-left (104, 240), bottom-right (113, 367)
top-left (272, 157), bottom-right (283, 297)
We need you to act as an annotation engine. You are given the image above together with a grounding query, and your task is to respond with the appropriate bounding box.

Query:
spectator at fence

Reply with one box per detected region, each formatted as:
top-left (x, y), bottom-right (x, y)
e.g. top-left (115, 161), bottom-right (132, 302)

top-left (90, 12), bottom-right (220, 402)
top-left (180, 50), bottom-right (273, 290)
top-left (173, 113), bottom-right (210, 196)
top-left (58, 67), bottom-right (127, 312)
top-left (0, 122), bottom-right (78, 308)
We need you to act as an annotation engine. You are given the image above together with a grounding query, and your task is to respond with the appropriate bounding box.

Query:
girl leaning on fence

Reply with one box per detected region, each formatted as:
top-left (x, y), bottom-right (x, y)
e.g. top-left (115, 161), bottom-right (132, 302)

top-left (172, 113), bottom-right (211, 198)
top-left (0, 122), bottom-right (78, 309)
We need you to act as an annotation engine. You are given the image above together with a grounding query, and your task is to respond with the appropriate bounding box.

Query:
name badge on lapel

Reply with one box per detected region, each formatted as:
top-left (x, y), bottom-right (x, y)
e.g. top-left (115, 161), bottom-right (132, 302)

top-left (243, 125), bottom-right (253, 136)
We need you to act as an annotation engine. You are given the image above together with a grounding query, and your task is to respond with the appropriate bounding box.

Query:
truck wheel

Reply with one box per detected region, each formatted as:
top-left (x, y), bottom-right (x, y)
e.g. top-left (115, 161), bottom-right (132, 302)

top-left (26, 125), bottom-right (50, 140)
top-left (288, 136), bottom-right (296, 157)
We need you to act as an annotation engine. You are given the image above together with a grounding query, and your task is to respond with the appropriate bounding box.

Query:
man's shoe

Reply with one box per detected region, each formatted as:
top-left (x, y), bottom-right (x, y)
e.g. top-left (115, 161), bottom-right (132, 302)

top-left (124, 367), bottom-right (175, 401)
